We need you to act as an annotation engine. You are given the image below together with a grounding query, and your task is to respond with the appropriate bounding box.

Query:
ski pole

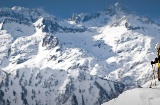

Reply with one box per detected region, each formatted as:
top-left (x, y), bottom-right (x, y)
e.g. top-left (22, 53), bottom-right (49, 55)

top-left (150, 64), bottom-right (156, 88)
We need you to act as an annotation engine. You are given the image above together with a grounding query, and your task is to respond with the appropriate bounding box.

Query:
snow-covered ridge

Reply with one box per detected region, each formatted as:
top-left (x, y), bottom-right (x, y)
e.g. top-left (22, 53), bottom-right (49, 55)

top-left (0, 6), bottom-right (87, 34)
top-left (0, 3), bottom-right (160, 105)
top-left (69, 3), bottom-right (130, 24)
top-left (0, 6), bottom-right (55, 22)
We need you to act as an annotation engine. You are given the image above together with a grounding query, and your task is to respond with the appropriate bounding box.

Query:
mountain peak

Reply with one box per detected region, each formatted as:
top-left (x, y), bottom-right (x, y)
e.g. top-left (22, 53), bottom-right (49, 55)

top-left (115, 2), bottom-right (120, 6)
top-left (112, 3), bottom-right (130, 14)
top-left (103, 3), bottom-right (130, 16)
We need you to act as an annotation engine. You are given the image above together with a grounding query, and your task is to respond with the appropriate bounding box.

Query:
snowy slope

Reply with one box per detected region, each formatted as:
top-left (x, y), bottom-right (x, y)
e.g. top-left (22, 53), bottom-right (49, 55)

top-left (0, 3), bottom-right (160, 105)
top-left (102, 87), bottom-right (160, 105)
top-left (103, 79), bottom-right (160, 105)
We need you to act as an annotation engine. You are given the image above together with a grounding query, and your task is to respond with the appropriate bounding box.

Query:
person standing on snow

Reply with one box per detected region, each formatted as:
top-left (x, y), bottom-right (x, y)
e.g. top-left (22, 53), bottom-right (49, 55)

top-left (151, 43), bottom-right (160, 81)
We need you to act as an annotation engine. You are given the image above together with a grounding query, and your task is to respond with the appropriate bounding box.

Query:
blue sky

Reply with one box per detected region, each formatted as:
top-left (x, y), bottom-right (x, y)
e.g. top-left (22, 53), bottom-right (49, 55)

top-left (0, 0), bottom-right (160, 22)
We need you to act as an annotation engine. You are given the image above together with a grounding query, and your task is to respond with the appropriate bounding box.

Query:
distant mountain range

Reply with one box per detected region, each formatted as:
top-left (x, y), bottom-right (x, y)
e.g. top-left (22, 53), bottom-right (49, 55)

top-left (0, 3), bottom-right (160, 105)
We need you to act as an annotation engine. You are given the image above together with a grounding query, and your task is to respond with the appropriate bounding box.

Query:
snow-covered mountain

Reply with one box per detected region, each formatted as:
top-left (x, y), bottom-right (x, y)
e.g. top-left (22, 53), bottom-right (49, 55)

top-left (0, 3), bottom-right (160, 105)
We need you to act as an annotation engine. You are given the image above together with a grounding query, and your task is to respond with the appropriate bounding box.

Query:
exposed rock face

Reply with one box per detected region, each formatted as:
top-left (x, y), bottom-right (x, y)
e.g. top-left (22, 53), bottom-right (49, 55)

top-left (42, 34), bottom-right (59, 50)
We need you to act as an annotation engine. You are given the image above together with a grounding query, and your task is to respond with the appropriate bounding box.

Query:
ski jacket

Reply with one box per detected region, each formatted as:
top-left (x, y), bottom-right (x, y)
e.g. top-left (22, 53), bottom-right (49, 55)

top-left (158, 50), bottom-right (160, 68)
top-left (151, 49), bottom-right (160, 67)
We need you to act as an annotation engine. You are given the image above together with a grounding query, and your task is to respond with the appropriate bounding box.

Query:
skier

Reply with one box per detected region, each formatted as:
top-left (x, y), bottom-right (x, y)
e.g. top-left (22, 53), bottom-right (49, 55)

top-left (151, 43), bottom-right (160, 81)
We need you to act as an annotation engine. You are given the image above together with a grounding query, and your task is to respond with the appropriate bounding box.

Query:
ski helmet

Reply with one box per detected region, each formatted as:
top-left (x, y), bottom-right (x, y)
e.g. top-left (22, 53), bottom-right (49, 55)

top-left (155, 43), bottom-right (160, 50)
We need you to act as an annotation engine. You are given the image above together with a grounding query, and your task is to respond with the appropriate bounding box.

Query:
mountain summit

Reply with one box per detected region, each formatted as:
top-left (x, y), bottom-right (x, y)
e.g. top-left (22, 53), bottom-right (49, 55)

top-left (0, 4), bottom-right (160, 105)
